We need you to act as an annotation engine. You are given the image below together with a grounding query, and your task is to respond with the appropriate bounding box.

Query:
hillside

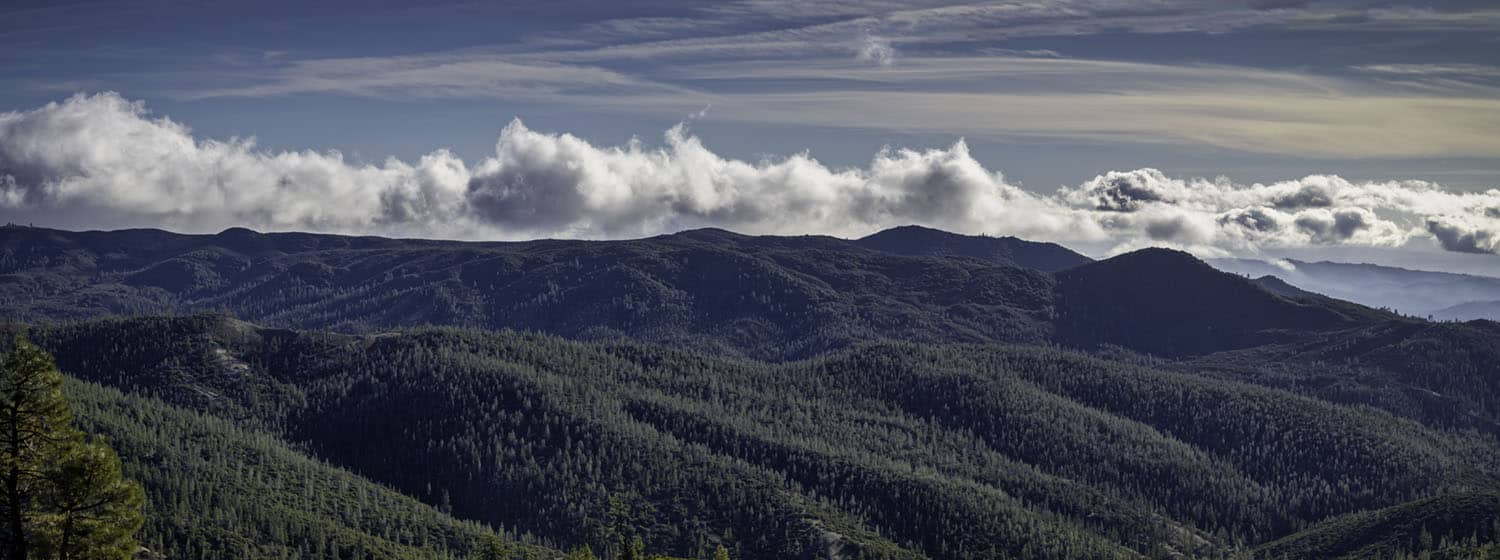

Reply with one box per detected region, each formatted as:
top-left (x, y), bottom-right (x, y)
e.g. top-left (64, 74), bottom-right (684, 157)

top-left (64, 378), bottom-right (553, 560)
top-left (852, 225), bottom-right (1093, 272)
top-left (1182, 319), bottom-right (1500, 434)
top-left (22, 315), bottom-right (1500, 560)
top-left (1053, 248), bottom-right (1372, 356)
top-left (1257, 492), bottom-right (1500, 559)
top-left (0, 225), bottom-right (1404, 361)
top-left (0, 225), bottom-right (1061, 359)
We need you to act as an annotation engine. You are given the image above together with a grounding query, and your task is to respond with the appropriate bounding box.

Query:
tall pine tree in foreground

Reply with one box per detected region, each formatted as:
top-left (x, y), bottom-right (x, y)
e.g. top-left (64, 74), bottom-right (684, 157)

top-left (0, 337), bottom-right (142, 560)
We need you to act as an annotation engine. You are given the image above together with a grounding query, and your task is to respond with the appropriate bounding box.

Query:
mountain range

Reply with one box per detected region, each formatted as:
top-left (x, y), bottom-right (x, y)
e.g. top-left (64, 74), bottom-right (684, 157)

top-left (2, 223), bottom-right (1498, 559)
top-left (1211, 257), bottom-right (1500, 321)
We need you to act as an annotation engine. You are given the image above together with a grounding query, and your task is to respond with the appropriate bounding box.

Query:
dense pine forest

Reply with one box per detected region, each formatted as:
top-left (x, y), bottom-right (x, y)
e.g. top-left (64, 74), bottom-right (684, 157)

top-left (2, 224), bottom-right (1499, 559)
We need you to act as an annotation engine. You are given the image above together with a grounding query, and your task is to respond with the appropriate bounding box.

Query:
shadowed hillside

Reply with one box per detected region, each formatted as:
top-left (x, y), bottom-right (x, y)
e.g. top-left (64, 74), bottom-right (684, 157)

top-left (0, 225), bottom-right (1063, 359)
top-left (1257, 492), bottom-right (1500, 559)
top-left (853, 225), bottom-right (1093, 272)
top-left (1053, 248), bottom-right (1366, 356)
top-left (0, 225), bottom-right (1412, 361)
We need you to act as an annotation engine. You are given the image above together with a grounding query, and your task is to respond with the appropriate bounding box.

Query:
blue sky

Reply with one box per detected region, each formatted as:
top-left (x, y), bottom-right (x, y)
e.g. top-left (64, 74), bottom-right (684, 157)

top-left (2, 0), bottom-right (1500, 269)
top-left (5, 0), bottom-right (1499, 186)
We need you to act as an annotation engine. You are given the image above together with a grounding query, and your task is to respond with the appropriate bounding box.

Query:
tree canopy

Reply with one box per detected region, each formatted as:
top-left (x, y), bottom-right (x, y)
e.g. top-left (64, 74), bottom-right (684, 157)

top-left (0, 338), bottom-right (142, 560)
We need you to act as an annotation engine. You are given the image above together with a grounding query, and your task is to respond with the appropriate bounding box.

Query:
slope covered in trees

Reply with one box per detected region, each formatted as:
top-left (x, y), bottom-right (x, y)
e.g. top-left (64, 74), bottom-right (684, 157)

top-left (0, 225), bottom-right (1064, 360)
top-left (1183, 319), bottom-right (1500, 434)
top-left (66, 379), bottom-right (551, 560)
top-left (21, 315), bottom-right (1500, 559)
top-left (5, 225), bottom-right (1500, 557)
top-left (1052, 248), bottom-right (1381, 356)
top-left (1257, 492), bottom-right (1500, 559)
top-left (0, 224), bottom-right (1442, 361)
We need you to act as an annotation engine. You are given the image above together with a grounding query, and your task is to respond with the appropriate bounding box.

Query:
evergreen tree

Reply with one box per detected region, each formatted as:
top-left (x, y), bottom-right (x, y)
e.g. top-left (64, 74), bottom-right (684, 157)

top-left (565, 545), bottom-right (597, 560)
top-left (1, 337), bottom-right (75, 559)
top-left (619, 536), bottom-right (644, 560)
top-left (0, 337), bottom-right (143, 560)
top-left (37, 440), bottom-right (144, 560)
top-left (475, 534), bottom-right (509, 560)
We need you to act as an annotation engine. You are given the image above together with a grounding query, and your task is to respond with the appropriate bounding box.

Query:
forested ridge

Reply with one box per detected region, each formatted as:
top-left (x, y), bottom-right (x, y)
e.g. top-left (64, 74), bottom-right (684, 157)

top-left (2, 224), bottom-right (1499, 558)
top-left (0, 225), bottom-right (1079, 360)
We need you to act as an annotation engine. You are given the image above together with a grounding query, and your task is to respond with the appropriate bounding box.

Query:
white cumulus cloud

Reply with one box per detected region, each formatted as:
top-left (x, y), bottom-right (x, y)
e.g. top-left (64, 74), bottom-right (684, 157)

top-left (4, 92), bottom-right (1500, 257)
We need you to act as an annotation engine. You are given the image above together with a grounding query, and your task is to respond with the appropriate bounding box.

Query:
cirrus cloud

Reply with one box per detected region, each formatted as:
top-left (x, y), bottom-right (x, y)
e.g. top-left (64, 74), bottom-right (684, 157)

top-left (3, 93), bottom-right (1500, 256)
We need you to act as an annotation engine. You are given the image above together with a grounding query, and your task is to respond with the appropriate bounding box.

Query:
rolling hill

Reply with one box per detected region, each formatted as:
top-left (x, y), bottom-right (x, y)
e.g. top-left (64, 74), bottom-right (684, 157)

top-left (5, 224), bottom-right (1500, 558)
top-left (1258, 491), bottom-right (1500, 559)
top-left (0, 224), bottom-right (1411, 360)
top-left (852, 225), bottom-right (1093, 272)
top-left (0, 225), bottom-right (1067, 359)
top-left (23, 315), bottom-right (1500, 559)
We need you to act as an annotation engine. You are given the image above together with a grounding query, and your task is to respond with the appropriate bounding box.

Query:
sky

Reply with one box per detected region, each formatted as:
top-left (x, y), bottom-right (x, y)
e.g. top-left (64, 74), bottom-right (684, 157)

top-left (2, 0), bottom-right (1500, 271)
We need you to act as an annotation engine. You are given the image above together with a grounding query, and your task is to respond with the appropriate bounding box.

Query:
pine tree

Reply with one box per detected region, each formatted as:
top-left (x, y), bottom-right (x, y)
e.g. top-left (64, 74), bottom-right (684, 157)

top-left (37, 440), bottom-right (144, 560)
top-left (476, 534), bottom-right (509, 560)
top-left (1, 336), bottom-right (76, 559)
top-left (619, 535), bottom-right (644, 560)
top-left (0, 337), bottom-right (144, 560)
top-left (565, 545), bottom-right (598, 560)
top-left (712, 544), bottom-right (730, 560)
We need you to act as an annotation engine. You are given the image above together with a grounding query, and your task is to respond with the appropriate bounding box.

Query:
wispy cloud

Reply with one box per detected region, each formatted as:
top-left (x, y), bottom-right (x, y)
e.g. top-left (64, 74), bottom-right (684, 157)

top-left (1355, 64), bottom-right (1500, 78)
top-left (519, 2), bottom-right (1500, 64)
top-left (715, 90), bottom-right (1500, 158)
top-left (169, 45), bottom-right (1500, 160)
top-left (180, 53), bottom-right (692, 100)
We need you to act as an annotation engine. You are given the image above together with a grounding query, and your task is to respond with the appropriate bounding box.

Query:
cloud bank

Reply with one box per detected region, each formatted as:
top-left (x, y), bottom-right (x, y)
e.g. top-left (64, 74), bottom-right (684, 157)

top-left (4, 93), bottom-right (1500, 255)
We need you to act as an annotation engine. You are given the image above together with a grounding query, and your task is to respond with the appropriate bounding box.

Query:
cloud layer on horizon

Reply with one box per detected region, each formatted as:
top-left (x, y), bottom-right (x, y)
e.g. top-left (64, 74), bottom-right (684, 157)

top-left (4, 93), bottom-right (1500, 257)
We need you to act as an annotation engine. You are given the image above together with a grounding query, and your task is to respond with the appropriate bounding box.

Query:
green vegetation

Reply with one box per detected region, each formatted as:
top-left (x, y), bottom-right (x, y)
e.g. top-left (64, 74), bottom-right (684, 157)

top-left (65, 377), bottom-right (548, 560)
top-left (3, 224), bottom-right (1499, 557)
top-left (1258, 492), bottom-right (1500, 559)
top-left (1, 338), bottom-right (143, 560)
top-left (23, 316), bottom-right (1500, 559)
top-left (0, 225), bottom-right (1076, 360)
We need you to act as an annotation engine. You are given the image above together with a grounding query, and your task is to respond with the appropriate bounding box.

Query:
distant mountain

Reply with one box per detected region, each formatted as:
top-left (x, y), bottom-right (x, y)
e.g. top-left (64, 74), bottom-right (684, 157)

top-left (0, 224), bottom-right (1064, 359)
top-left (1054, 248), bottom-right (1371, 357)
top-left (1432, 299), bottom-right (1500, 322)
top-left (853, 225), bottom-right (1093, 272)
top-left (1211, 257), bottom-right (1500, 319)
top-left (1, 224), bottom-right (1399, 361)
